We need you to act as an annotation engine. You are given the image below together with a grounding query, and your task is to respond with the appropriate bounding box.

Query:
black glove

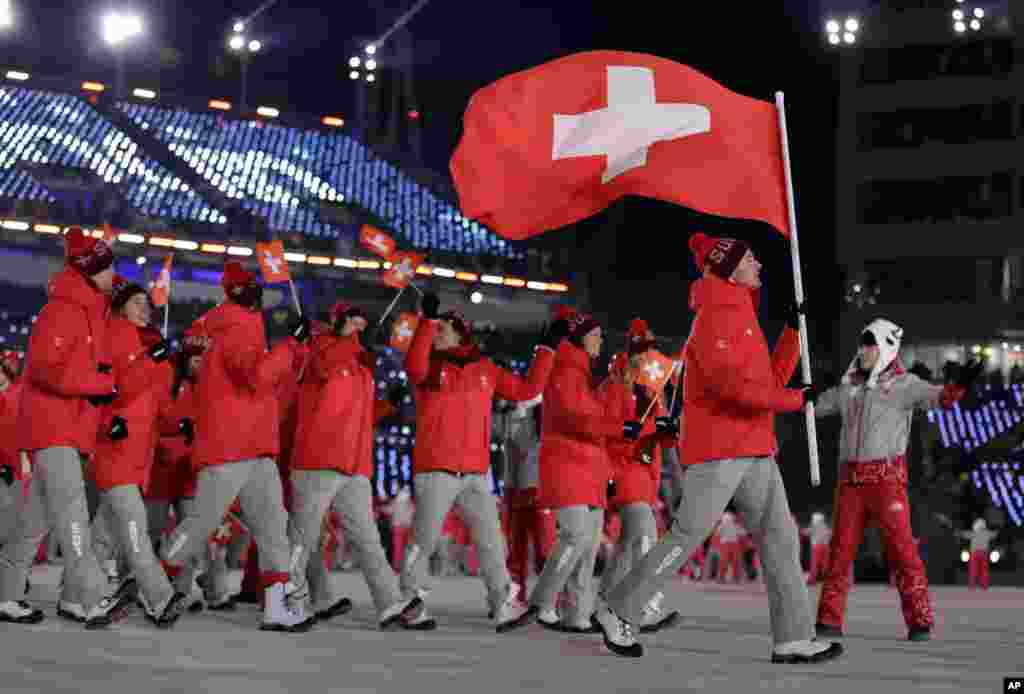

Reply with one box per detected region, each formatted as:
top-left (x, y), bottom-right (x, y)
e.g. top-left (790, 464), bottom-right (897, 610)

top-left (388, 384), bottom-right (409, 408)
top-left (421, 292), bottom-right (441, 320)
top-left (87, 386), bottom-right (118, 407)
top-left (607, 479), bottom-right (617, 499)
top-left (786, 300), bottom-right (806, 330)
top-left (179, 418), bottom-right (195, 446)
top-left (0, 465), bottom-right (13, 486)
top-left (801, 383), bottom-right (821, 407)
top-left (955, 359), bottom-right (985, 389)
top-left (147, 339), bottom-right (171, 363)
top-left (97, 363), bottom-right (113, 375)
top-left (539, 318), bottom-right (571, 350)
top-left (290, 316), bottom-right (311, 344)
top-left (107, 416), bottom-right (128, 441)
top-left (655, 416), bottom-right (680, 437)
top-left (623, 420), bottom-right (642, 441)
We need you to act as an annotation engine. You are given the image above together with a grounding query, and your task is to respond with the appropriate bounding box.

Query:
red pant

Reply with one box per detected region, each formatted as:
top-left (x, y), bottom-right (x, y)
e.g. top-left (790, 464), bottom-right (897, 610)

top-left (504, 489), bottom-right (554, 587)
top-left (967, 550), bottom-right (989, 589)
top-left (817, 480), bottom-right (932, 630)
top-left (718, 542), bottom-right (743, 583)
top-left (808, 544), bottom-right (829, 584)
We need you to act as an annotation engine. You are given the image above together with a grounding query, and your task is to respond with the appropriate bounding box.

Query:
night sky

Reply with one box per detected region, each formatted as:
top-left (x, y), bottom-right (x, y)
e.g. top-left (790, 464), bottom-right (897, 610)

top-left (3, 0), bottom-right (843, 342)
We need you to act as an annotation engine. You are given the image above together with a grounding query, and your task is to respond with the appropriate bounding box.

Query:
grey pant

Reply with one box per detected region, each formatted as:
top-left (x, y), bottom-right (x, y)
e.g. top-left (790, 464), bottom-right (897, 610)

top-left (92, 485), bottom-right (173, 607)
top-left (606, 457), bottom-right (813, 645)
top-left (161, 458), bottom-right (290, 594)
top-left (289, 470), bottom-right (401, 614)
top-left (599, 502), bottom-right (658, 599)
top-left (400, 472), bottom-right (510, 613)
top-left (0, 447), bottom-right (107, 607)
top-left (529, 505), bottom-right (604, 625)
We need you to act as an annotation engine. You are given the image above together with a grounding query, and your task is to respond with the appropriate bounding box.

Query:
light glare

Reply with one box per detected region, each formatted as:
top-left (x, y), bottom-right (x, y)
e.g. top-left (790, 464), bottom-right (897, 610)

top-left (825, 19), bottom-right (840, 33)
top-left (845, 18), bottom-right (859, 32)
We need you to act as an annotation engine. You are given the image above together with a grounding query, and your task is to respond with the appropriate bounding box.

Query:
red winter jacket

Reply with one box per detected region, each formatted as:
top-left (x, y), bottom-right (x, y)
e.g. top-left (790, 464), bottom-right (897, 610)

top-left (405, 319), bottom-right (555, 476)
top-left (189, 301), bottom-right (299, 468)
top-left (91, 317), bottom-right (174, 491)
top-left (0, 382), bottom-right (23, 471)
top-left (602, 380), bottom-right (669, 509)
top-left (149, 379), bottom-right (197, 500)
top-left (18, 268), bottom-right (115, 457)
top-left (682, 275), bottom-right (803, 466)
top-left (537, 340), bottom-right (624, 510)
top-left (291, 334), bottom-right (394, 479)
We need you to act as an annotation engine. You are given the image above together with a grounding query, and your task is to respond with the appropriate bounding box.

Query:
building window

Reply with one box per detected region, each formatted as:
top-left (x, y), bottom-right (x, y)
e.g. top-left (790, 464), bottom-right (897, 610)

top-left (859, 39), bottom-right (1013, 85)
top-left (858, 102), bottom-right (1012, 151)
top-left (858, 172), bottom-right (1013, 225)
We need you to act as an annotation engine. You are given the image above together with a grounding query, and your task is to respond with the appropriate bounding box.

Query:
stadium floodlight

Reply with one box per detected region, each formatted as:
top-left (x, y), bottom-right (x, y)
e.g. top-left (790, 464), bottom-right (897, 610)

top-left (470, 291), bottom-right (483, 305)
top-left (102, 12), bottom-right (143, 46)
top-left (954, 20), bottom-right (967, 32)
top-left (953, 9), bottom-right (964, 20)
top-left (349, 70), bottom-right (359, 80)
top-left (366, 73), bottom-right (375, 83)
top-left (233, 21), bottom-right (244, 33)
top-left (828, 33), bottom-right (840, 45)
top-left (0, 0), bottom-right (12, 29)
top-left (844, 18), bottom-right (858, 32)
top-left (248, 39), bottom-right (261, 52)
top-left (5, 70), bottom-right (28, 81)
top-left (365, 44), bottom-right (376, 55)
top-left (843, 31), bottom-right (855, 44)
top-left (229, 34), bottom-right (245, 51)
top-left (365, 58), bottom-right (377, 71)
top-left (970, 18), bottom-right (981, 30)
top-left (825, 19), bottom-right (840, 34)
top-left (349, 56), bottom-right (360, 68)
top-left (825, 16), bottom-right (857, 46)
top-left (974, 8), bottom-right (984, 18)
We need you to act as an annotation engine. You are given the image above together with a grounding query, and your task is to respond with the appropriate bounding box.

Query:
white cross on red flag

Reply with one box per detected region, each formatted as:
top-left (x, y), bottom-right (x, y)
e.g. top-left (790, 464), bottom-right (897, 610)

top-left (390, 312), bottom-right (419, 352)
top-left (636, 349), bottom-right (677, 391)
top-left (383, 251), bottom-right (425, 289)
top-left (359, 225), bottom-right (397, 258)
top-left (150, 254), bottom-right (173, 308)
top-left (450, 50), bottom-right (789, 240)
top-left (255, 239), bottom-right (291, 283)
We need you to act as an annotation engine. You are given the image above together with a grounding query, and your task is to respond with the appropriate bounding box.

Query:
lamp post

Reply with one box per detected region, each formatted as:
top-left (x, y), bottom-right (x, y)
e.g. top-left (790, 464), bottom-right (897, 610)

top-left (102, 11), bottom-right (144, 99)
top-left (228, 21), bottom-right (261, 113)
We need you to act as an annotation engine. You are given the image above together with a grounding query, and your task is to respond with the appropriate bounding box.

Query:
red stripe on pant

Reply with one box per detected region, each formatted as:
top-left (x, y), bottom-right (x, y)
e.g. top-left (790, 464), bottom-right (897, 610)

top-left (967, 550), bottom-right (990, 589)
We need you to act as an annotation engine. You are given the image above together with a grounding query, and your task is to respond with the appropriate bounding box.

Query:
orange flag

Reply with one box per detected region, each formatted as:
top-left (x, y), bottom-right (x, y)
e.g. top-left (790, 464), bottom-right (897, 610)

top-left (255, 240), bottom-right (291, 283)
top-left (360, 225), bottom-right (396, 257)
top-left (383, 251), bottom-right (425, 289)
top-left (150, 254), bottom-right (173, 308)
top-left (390, 312), bottom-right (420, 352)
top-left (636, 349), bottom-right (677, 391)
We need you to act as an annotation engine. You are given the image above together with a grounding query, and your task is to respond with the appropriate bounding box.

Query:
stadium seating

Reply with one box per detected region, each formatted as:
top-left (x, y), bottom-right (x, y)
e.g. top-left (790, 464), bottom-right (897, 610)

top-left (0, 87), bottom-right (225, 224)
top-left (117, 102), bottom-right (521, 258)
top-left (927, 383), bottom-right (1024, 451)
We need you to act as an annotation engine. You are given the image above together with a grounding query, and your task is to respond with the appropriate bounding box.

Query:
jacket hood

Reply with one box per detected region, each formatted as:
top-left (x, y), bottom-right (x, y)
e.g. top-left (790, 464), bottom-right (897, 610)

top-left (48, 267), bottom-right (108, 313)
top-left (556, 338), bottom-right (593, 379)
top-left (688, 275), bottom-right (760, 313)
top-left (195, 300), bottom-right (259, 338)
top-left (310, 334), bottom-right (363, 381)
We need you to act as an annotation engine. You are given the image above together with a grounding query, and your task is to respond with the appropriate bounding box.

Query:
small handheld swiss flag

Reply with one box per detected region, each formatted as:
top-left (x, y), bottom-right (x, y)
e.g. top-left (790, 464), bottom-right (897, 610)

top-left (255, 240), bottom-right (291, 283)
top-left (451, 50), bottom-right (789, 240)
top-left (636, 349), bottom-right (677, 392)
top-left (383, 251), bottom-right (425, 290)
top-left (150, 254), bottom-right (173, 308)
top-left (359, 225), bottom-right (396, 258)
top-left (390, 312), bottom-right (419, 352)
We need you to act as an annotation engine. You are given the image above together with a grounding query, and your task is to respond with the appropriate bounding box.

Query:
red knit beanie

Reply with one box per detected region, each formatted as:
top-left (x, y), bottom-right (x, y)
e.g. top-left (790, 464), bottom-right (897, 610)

top-left (688, 232), bottom-right (749, 280)
top-left (567, 312), bottom-right (601, 346)
top-left (552, 305), bottom-right (577, 322)
top-left (221, 261), bottom-right (256, 289)
top-left (331, 301), bottom-right (368, 326)
top-left (65, 227), bottom-right (114, 277)
top-left (627, 318), bottom-right (650, 340)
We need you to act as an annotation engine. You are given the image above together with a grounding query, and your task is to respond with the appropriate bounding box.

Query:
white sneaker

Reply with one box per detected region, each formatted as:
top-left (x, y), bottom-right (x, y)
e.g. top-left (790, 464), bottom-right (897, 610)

top-left (772, 639), bottom-right (844, 664)
top-left (379, 596), bottom-right (421, 630)
top-left (538, 607), bottom-right (560, 626)
top-left (494, 584), bottom-right (534, 633)
top-left (593, 607), bottom-right (643, 657)
top-left (0, 600), bottom-right (44, 624)
top-left (260, 582), bottom-right (314, 633)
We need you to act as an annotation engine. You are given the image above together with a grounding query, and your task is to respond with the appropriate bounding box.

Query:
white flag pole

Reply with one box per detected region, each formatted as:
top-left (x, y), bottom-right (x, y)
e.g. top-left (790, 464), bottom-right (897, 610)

top-left (288, 279), bottom-right (303, 317)
top-left (775, 91), bottom-right (821, 488)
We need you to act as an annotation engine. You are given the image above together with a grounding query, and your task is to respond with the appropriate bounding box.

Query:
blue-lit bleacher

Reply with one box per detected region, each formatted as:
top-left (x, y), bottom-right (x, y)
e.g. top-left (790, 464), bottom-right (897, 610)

top-left (117, 102), bottom-right (521, 258)
top-left (926, 383), bottom-right (1024, 451)
top-left (0, 87), bottom-right (225, 224)
top-left (971, 460), bottom-right (1024, 526)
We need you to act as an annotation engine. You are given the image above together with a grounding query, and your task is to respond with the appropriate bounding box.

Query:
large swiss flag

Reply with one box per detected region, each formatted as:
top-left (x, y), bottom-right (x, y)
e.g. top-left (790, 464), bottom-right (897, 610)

top-left (450, 51), bottom-right (789, 240)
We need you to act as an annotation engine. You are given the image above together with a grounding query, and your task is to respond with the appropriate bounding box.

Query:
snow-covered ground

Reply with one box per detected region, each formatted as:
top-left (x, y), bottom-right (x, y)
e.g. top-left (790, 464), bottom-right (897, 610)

top-left (1, 565), bottom-right (1020, 694)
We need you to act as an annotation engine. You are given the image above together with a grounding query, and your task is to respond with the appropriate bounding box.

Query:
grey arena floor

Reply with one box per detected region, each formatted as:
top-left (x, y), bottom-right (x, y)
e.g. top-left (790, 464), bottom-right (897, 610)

top-left (1, 565), bottom-right (1020, 694)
